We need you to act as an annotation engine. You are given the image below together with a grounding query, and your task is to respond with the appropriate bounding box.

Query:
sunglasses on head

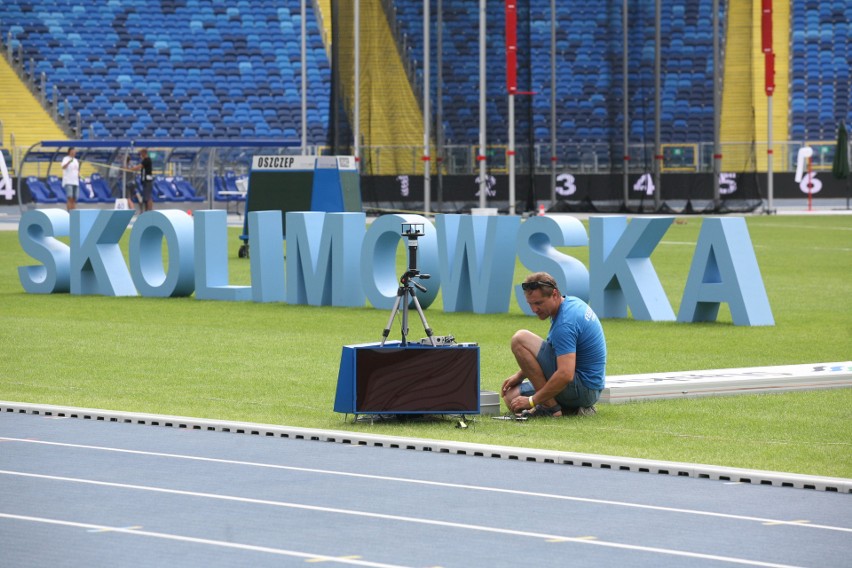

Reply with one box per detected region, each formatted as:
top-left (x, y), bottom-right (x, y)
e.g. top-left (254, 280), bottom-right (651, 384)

top-left (521, 281), bottom-right (555, 291)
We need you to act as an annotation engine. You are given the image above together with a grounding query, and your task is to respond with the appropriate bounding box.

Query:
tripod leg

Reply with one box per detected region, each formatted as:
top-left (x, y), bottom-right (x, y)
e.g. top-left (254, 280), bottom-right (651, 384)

top-left (410, 295), bottom-right (436, 346)
top-left (400, 288), bottom-right (410, 346)
top-left (381, 294), bottom-right (403, 346)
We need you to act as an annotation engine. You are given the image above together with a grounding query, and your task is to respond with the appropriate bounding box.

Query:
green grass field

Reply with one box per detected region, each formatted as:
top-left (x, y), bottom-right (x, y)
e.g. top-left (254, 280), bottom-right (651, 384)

top-left (1, 214), bottom-right (850, 478)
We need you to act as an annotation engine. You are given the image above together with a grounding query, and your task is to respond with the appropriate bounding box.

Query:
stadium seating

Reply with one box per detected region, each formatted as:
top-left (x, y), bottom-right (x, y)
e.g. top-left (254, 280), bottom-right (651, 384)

top-left (1, 0), bottom-right (331, 143)
top-left (88, 173), bottom-right (115, 201)
top-left (25, 177), bottom-right (60, 203)
top-left (390, 0), bottom-right (724, 146)
top-left (3, 0), bottom-right (848, 161)
top-left (76, 178), bottom-right (103, 204)
top-left (172, 176), bottom-right (206, 202)
top-left (46, 176), bottom-right (68, 202)
top-left (213, 174), bottom-right (245, 204)
top-left (148, 175), bottom-right (205, 203)
top-left (152, 176), bottom-right (182, 203)
top-left (789, 0), bottom-right (852, 140)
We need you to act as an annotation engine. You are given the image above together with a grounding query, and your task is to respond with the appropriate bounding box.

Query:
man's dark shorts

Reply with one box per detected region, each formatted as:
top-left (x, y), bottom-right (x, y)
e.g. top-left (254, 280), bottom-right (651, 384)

top-left (518, 341), bottom-right (602, 409)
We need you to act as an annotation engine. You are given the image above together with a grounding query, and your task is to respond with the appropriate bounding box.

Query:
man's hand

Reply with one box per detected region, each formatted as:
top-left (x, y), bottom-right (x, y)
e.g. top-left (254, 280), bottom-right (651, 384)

top-left (509, 395), bottom-right (533, 413)
top-left (501, 373), bottom-right (522, 396)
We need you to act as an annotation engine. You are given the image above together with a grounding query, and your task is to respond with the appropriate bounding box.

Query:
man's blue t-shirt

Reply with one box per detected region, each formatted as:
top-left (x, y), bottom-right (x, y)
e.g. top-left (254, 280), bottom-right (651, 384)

top-left (546, 296), bottom-right (607, 390)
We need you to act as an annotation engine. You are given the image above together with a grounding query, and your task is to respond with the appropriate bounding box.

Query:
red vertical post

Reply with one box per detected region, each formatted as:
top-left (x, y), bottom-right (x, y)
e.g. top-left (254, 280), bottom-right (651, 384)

top-left (807, 157), bottom-right (813, 211)
top-left (761, 0), bottom-right (773, 53)
top-left (764, 52), bottom-right (775, 95)
top-left (505, 0), bottom-right (517, 94)
top-left (762, 0), bottom-right (774, 96)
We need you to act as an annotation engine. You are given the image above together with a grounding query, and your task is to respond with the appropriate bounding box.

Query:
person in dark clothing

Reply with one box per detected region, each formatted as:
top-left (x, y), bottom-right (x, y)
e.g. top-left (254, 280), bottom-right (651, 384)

top-left (130, 149), bottom-right (154, 211)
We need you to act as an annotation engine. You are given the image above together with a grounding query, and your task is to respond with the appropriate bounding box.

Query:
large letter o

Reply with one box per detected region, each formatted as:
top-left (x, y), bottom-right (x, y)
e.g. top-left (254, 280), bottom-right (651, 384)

top-left (360, 214), bottom-right (439, 310)
top-left (129, 210), bottom-right (195, 297)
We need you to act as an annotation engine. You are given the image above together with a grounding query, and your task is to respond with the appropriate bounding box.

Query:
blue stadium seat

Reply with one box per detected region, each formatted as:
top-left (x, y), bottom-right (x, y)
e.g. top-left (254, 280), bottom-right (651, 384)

top-left (25, 177), bottom-right (60, 203)
top-left (7, 0), bottom-right (848, 162)
top-left (172, 176), bottom-right (206, 202)
top-left (789, 0), bottom-right (852, 138)
top-left (152, 176), bottom-right (182, 202)
top-left (76, 178), bottom-right (102, 203)
top-left (88, 173), bottom-right (115, 201)
top-left (45, 176), bottom-right (68, 202)
top-left (2, 0), bottom-right (330, 143)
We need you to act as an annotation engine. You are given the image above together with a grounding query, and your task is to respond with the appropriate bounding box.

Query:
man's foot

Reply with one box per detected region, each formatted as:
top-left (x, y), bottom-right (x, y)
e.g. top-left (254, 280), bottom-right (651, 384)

top-left (564, 405), bottom-right (597, 417)
top-left (518, 403), bottom-right (563, 418)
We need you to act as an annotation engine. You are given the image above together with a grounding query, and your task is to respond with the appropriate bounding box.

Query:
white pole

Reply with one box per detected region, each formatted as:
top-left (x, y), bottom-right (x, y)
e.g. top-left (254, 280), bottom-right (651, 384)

top-left (478, 0), bottom-right (487, 208)
top-left (550, 0), bottom-right (556, 205)
top-left (654, 0), bottom-right (661, 210)
top-left (423, 0), bottom-right (431, 214)
top-left (622, 0), bottom-right (629, 205)
top-left (301, 0), bottom-right (307, 154)
top-left (712, 0), bottom-right (721, 207)
top-left (436, 0), bottom-right (443, 211)
top-left (767, 94), bottom-right (774, 212)
top-left (354, 0), bottom-right (360, 168)
top-left (509, 93), bottom-right (515, 215)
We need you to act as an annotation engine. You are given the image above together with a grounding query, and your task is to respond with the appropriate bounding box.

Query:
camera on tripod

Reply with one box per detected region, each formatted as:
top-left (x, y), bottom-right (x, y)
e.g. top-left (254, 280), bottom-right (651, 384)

top-left (401, 223), bottom-right (424, 238)
top-left (400, 223), bottom-right (428, 285)
top-left (380, 223), bottom-right (435, 347)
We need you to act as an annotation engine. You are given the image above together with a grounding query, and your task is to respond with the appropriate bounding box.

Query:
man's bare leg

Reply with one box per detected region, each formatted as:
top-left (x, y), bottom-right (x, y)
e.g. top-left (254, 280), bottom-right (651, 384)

top-left (504, 330), bottom-right (560, 409)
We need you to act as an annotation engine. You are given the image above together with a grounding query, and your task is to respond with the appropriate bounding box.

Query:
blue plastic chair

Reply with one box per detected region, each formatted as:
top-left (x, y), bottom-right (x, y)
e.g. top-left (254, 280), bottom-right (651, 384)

top-left (25, 177), bottom-right (60, 203)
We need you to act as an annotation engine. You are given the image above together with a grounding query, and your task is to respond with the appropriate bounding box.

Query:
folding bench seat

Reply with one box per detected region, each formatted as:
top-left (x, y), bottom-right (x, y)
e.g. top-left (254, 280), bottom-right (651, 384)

top-left (172, 176), bottom-right (205, 202)
top-left (45, 176), bottom-right (68, 202)
top-left (88, 173), bottom-right (116, 201)
top-left (25, 177), bottom-right (60, 203)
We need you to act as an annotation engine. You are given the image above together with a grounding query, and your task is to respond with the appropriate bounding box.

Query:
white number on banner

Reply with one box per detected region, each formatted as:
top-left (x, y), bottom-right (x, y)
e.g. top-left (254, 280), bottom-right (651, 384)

top-left (555, 173), bottom-right (577, 196)
top-left (719, 172), bottom-right (738, 195)
top-left (0, 176), bottom-right (13, 201)
top-left (0, 152), bottom-right (15, 201)
top-left (799, 172), bottom-right (823, 195)
top-left (633, 173), bottom-right (655, 196)
top-left (474, 174), bottom-right (497, 198)
top-left (396, 175), bottom-right (410, 197)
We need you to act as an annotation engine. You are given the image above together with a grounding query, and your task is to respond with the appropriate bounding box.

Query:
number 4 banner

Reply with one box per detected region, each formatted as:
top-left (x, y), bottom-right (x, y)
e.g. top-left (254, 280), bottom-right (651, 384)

top-left (0, 150), bottom-right (15, 201)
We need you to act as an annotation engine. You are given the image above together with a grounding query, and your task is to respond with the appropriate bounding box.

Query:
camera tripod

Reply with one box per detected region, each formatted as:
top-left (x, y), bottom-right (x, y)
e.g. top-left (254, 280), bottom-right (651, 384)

top-left (381, 224), bottom-right (437, 347)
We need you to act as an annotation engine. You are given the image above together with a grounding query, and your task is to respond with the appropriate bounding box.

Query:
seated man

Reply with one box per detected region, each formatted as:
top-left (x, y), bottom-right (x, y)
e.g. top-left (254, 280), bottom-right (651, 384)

top-left (502, 272), bottom-right (607, 418)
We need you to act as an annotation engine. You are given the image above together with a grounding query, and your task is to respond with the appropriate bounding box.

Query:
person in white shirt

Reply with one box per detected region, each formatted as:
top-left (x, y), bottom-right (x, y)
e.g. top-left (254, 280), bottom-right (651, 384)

top-left (61, 147), bottom-right (80, 210)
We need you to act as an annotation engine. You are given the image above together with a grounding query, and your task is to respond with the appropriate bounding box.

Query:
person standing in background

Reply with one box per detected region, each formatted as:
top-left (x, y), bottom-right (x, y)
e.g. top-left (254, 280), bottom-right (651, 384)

top-left (130, 149), bottom-right (154, 212)
top-left (61, 147), bottom-right (80, 210)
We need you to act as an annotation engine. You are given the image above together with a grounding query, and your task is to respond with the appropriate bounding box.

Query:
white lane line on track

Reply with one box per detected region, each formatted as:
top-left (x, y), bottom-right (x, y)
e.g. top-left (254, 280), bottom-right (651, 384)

top-left (0, 475), bottom-right (807, 568)
top-left (0, 512), bottom-right (408, 567)
top-left (87, 524), bottom-right (142, 533)
top-left (1, 436), bottom-right (849, 534)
